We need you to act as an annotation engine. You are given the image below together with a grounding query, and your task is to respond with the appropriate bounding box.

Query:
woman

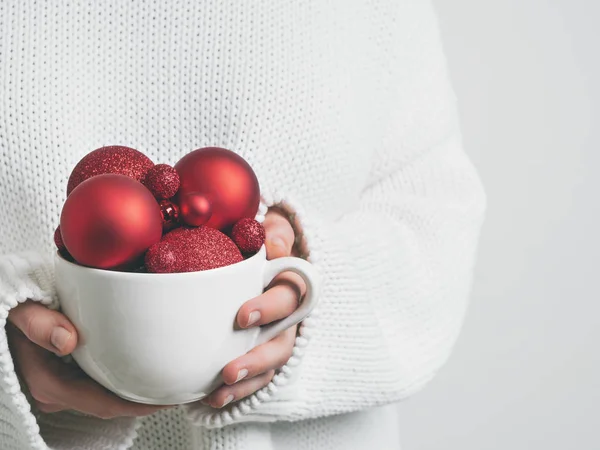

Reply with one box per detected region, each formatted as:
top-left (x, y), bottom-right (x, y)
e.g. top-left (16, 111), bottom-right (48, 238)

top-left (0, 1), bottom-right (485, 449)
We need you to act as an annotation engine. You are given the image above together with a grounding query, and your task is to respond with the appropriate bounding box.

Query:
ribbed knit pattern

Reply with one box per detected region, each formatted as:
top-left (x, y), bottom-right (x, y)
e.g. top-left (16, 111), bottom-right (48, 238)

top-left (0, 1), bottom-right (485, 449)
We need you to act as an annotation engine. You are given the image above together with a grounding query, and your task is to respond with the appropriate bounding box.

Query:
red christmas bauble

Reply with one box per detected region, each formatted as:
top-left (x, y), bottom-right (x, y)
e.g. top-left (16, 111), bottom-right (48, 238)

top-left (145, 226), bottom-right (243, 273)
top-left (54, 226), bottom-right (66, 252)
top-left (162, 226), bottom-right (191, 241)
top-left (231, 218), bottom-right (265, 254)
top-left (53, 225), bottom-right (73, 259)
top-left (179, 192), bottom-right (212, 226)
top-left (61, 174), bottom-right (163, 269)
top-left (143, 164), bottom-right (180, 199)
top-left (67, 145), bottom-right (154, 195)
top-left (159, 200), bottom-right (180, 231)
top-left (174, 147), bottom-right (260, 230)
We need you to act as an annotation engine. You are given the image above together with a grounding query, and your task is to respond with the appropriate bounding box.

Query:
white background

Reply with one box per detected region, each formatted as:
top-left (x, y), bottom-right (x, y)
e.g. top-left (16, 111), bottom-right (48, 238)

top-left (396, 1), bottom-right (600, 449)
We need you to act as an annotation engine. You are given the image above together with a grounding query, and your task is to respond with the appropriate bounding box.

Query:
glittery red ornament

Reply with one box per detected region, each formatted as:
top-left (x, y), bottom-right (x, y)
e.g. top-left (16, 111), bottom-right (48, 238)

top-left (145, 226), bottom-right (243, 273)
top-left (143, 164), bottom-right (180, 199)
top-left (54, 226), bottom-right (66, 251)
top-left (53, 225), bottom-right (73, 259)
top-left (179, 192), bottom-right (212, 226)
top-left (144, 243), bottom-right (178, 274)
top-left (162, 226), bottom-right (191, 241)
top-left (174, 147), bottom-right (260, 230)
top-left (231, 218), bottom-right (265, 254)
top-left (61, 174), bottom-right (163, 270)
top-left (67, 146), bottom-right (154, 195)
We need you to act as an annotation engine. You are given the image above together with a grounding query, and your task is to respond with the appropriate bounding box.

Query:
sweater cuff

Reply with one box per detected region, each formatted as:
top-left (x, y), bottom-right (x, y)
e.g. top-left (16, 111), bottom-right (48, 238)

top-left (0, 252), bottom-right (57, 311)
top-left (184, 190), bottom-right (319, 428)
top-left (0, 252), bottom-right (141, 450)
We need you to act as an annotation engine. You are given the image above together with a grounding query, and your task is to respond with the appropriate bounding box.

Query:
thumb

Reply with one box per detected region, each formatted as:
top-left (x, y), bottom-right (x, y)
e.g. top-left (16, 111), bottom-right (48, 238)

top-left (264, 209), bottom-right (295, 260)
top-left (8, 301), bottom-right (78, 356)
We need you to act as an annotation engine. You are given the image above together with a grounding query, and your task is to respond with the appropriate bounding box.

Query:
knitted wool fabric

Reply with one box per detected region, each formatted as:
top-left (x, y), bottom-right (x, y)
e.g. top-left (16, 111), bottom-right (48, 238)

top-left (0, 1), bottom-right (486, 449)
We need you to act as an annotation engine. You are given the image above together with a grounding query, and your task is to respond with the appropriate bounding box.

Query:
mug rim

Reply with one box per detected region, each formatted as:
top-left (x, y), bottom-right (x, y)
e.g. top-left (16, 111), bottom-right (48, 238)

top-left (55, 244), bottom-right (266, 279)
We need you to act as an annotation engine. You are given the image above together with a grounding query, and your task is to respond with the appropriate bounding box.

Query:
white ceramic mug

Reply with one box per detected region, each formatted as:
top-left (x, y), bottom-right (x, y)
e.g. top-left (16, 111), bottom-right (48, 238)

top-left (54, 245), bottom-right (320, 405)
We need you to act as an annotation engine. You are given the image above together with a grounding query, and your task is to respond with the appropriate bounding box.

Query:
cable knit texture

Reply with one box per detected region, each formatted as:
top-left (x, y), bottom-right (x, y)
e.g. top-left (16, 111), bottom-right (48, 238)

top-left (0, 1), bottom-right (485, 449)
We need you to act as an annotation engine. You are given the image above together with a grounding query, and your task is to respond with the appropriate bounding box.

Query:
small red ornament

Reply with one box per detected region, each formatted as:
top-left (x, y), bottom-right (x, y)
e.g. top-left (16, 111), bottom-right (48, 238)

top-left (67, 146), bottom-right (154, 195)
top-left (231, 218), bottom-right (265, 254)
top-left (144, 243), bottom-right (178, 274)
top-left (179, 192), bottom-right (212, 226)
top-left (159, 200), bottom-right (180, 231)
top-left (145, 226), bottom-right (243, 273)
top-left (53, 225), bottom-right (73, 260)
top-left (143, 164), bottom-right (180, 199)
top-left (54, 226), bottom-right (66, 252)
top-left (61, 174), bottom-right (163, 269)
top-left (175, 147), bottom-right (260, 230)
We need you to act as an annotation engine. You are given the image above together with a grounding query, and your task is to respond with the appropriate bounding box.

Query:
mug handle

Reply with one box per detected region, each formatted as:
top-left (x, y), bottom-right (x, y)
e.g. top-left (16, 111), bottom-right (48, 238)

top-left (254, 257), bottom-right (321, 346)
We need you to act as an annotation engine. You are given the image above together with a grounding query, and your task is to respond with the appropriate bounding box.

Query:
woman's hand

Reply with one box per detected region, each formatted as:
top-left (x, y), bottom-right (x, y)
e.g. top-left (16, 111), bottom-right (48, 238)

top-left (7, 301), bottom-right (166, 418)
top-left (202, 208), bottom-right (306, 408)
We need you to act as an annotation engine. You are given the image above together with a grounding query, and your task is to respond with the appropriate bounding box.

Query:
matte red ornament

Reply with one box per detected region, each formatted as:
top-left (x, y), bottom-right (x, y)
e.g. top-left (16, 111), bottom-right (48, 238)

top-left (61, 174), bottom-right (163, 270)
top-left (67, 146), bottom-right (154, 195)
top-left (145, 226), bottom-right (243, 273)
top-left (179, 192), bottom-right (212, 226)
top-left (144, 164), bottom-right (180, 199)
top-left (174, 147), bottom-right (260, 230)
top-left (231, 218), bottom-right (265, 254)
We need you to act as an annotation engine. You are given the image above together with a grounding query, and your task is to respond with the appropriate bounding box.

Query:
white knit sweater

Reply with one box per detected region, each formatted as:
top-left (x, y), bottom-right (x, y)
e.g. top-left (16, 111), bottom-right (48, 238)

top-left (0, 1), bottom-right (485, 449)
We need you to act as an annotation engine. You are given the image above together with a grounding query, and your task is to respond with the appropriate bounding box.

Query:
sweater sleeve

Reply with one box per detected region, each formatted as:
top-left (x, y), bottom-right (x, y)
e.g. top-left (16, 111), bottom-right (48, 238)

top-left (185, 127), bottom-right (486, 427)
top-left (0, 252), bottom-right (56, 450)
top-left (0, 252), bottom-right (141, 450)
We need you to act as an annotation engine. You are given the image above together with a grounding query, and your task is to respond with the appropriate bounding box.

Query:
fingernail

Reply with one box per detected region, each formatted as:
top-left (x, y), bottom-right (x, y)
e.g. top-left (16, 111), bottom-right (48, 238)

top-left (50, 327), bottom-right (72, 352)
top-left (220, 394), bottom-right (234, 408)
top-left (247, 311), bottom-right (261, 327)
top-left (235, 368), bottom-right (248, 383)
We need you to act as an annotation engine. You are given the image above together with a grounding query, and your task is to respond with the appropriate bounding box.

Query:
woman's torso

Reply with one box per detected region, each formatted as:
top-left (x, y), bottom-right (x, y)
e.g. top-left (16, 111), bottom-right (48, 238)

top-left (0, 0), bottom-right (412, 256)
top-left (1, 1), bottom-right (438, 448)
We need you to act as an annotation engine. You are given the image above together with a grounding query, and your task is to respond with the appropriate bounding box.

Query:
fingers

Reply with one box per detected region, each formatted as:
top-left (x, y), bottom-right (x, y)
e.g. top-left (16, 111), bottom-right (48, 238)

top-left (203, 327), bottom-right (296, 408)
top-left (8, 301), bottom-right (78, 356)
top-left (35, 403), bottom-right (65, 414)
top-left (7, 322), bottom-right (61, 405)
top-left (221, 326), bottom-right (296, 385)
top-left (202, 208), bottom-right (302, 409)
top-left (264, 209), bottom-right (295, 260)
top-left (7, 322), bottom-right (166, 419)
top-left (203, 370), bottom-right (276, 408)
top-left (57, 375), bottom-right (167, 419)
top-left (238, 208), bottom-right (307, 328)
top-left (201, 326), bottom-right (296, 407)
top-left (237, 271), bottom-right (306, 327)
